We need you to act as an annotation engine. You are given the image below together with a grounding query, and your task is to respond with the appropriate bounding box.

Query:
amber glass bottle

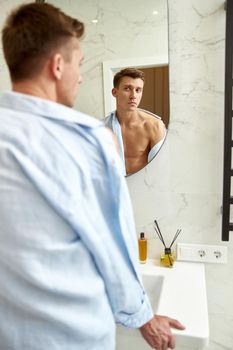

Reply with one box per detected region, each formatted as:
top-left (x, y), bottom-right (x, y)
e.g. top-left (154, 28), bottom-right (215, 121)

top-left (138, 232), bottom-right (147, 263)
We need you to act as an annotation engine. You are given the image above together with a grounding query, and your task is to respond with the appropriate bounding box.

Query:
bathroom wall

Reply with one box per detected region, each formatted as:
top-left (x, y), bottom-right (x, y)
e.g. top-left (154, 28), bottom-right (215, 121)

top-left (0, 0), bottom-right (232, 349)
top-left (127, 0), bottom-right (233, 349)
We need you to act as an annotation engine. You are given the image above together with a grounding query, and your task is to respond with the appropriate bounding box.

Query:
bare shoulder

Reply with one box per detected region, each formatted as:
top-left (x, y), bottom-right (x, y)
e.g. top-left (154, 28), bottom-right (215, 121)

top-left (139, 110), bottom-right (166, 135)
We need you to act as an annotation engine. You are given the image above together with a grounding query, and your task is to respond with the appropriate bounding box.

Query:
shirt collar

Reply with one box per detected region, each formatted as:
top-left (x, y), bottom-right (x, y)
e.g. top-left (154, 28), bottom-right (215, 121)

top-left (0, 91), bottom-right (102, 128)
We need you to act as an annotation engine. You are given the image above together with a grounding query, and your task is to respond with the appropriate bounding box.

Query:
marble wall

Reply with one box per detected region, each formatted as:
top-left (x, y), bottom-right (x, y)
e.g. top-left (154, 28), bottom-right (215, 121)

top-left (0, 0), bottom-right (232, 349)
top-left (127, 0), bottom-right (233, 349)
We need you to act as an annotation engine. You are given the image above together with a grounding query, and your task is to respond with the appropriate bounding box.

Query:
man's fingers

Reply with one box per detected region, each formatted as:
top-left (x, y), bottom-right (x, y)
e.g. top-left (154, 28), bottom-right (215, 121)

top-left (168, 318), bottom-right (186, 330)
top-left (168, 334), bottom-right (176, 349)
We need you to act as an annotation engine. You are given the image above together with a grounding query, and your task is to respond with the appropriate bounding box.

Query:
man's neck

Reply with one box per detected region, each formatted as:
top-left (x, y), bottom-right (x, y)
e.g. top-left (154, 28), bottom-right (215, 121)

top-left (116, 108), bottom-right (139, 126)
top-left (12, 78), bottom-right (56, 102)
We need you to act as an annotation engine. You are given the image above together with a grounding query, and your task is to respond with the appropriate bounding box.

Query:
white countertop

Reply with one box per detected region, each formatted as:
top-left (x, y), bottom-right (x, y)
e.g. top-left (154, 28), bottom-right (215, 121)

top-left (141, 260), bottom-right (209, 349)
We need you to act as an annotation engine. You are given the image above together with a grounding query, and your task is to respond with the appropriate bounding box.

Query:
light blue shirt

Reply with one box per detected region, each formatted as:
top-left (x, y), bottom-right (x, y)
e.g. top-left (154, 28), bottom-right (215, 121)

top-left (0, 92), bottom-right (153, 350)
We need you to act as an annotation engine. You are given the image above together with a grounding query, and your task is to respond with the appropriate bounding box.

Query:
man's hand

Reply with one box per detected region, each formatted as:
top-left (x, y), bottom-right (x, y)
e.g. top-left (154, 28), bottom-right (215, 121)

top-left (139, 315), bottom-right (185, 350)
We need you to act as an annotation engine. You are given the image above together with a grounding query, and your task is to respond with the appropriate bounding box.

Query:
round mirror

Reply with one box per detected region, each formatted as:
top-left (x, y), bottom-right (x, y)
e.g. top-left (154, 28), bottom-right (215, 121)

top-left (103, 67), bottom-right (168, 176)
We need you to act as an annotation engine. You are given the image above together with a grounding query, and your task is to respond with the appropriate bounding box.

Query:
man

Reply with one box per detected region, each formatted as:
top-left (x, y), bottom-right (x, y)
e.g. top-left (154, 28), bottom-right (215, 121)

top-left (0, 3), bottom-right (184, 350)
top-left (104, 68), bottom-right (167, 175)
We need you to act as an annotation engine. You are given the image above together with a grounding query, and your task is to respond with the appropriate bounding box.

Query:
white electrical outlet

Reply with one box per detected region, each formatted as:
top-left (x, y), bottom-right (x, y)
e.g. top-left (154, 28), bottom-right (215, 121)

top-left (176, 243), bottom-right (227, 264)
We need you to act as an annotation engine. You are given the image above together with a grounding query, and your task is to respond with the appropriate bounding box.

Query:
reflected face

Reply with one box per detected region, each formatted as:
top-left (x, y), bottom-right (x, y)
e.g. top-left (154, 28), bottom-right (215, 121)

top-left (57, 39), bottom-right (84, 107)
top-left (112, 76), bottom-right (144, 112)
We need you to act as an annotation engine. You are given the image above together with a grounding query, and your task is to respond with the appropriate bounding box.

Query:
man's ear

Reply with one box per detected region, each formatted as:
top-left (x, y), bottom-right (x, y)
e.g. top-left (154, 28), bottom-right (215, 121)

top-left (50, 53), bottom-right (64, 80)
top-left (112, 88), bottom-right (117, 97)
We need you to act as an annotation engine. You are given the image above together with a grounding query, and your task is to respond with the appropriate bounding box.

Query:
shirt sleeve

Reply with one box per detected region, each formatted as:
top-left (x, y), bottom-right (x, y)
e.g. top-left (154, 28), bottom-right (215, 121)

top-left (76, 125), bottom-right (154, 328)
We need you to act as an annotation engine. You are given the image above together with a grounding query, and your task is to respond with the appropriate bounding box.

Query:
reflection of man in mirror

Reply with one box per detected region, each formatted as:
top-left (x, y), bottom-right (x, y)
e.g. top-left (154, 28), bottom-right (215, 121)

top-left (104, 68), bottom-right (167, 176)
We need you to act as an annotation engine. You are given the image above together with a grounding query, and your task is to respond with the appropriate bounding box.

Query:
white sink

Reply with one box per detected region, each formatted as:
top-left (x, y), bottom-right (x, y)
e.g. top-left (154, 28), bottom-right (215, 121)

top-left (116, 260), bottom-right (209, 350)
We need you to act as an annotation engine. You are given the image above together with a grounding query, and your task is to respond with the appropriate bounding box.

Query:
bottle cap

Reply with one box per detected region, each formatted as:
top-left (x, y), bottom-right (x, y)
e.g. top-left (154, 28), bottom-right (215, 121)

top-left (140, 232), bottom-right (145, 239)
top-left (165, 247), bottom-right (171, 254)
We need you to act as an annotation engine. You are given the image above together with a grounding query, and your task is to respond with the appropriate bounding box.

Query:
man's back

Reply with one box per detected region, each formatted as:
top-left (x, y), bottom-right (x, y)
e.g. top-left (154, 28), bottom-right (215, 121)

top-left (0, 92), bottom-right (116, 349)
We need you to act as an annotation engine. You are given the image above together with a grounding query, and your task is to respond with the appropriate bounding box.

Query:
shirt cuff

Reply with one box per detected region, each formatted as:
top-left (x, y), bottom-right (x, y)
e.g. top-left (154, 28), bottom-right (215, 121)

top-left (116, 293), bottom-right (154, 329)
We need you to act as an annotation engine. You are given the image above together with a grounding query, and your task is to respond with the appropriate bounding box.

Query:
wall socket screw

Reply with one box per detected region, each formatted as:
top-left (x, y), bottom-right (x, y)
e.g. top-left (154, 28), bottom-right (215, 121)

top-left (198, 249), bottom-right (206, 258)
top-left (214, 251), bottom-right (222, 259)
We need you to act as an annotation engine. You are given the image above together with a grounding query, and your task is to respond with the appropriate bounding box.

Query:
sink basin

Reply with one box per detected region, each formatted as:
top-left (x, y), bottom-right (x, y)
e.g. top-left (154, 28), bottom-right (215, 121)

top-left (116, 260), bottom-right (209, 350)
top-left (141, 273), bottom-right (164, 312)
